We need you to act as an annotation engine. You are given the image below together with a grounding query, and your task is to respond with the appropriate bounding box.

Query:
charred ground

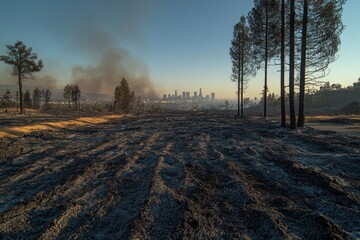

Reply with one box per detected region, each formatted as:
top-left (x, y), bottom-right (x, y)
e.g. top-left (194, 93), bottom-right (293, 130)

top-left (0, 111), bottom-right (359, 239)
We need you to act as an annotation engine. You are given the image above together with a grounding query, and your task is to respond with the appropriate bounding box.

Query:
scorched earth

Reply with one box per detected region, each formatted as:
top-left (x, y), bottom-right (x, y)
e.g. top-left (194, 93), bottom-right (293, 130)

top-left (0, 111), bottom-right (359, 239)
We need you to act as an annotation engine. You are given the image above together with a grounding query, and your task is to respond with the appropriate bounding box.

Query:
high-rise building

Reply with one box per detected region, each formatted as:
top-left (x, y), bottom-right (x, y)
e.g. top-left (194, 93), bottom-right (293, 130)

top-left (199, 88), bottom-right (203, 99)
top-left (193, 91), bottom-right (198, 99)
top-left (185, 92), bottom-right (190, 99)
top-left (182, 91), bottom-right (186, 100)
top-left (211, 92), bottom-right (215, 100)
top-left (175, 90), bottom-right (177, 98)
top-left (163, 94), bottom-right (167, 100)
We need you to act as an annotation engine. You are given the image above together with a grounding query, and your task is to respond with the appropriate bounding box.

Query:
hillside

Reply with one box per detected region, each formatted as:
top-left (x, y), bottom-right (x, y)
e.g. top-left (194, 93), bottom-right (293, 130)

top-left (1, 112), bottom-right (359, 239)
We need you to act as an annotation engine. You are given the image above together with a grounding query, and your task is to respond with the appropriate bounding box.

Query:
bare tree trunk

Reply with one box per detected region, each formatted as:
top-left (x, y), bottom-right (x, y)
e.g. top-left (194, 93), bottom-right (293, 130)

top-left (18, 75), bottom-right (24, 114)
top-left (297, 0), bottom-right (308, 128)
top-left (280, 0), bottom-right (286, 127)
top-left (237, 48), bottom-right (241, 117)
top-left (289, 0), bottom-right (296, 129)
top-left (264, 0), bottom-right (269, 118)
top-left (241, 28), bottom-right (245, 117)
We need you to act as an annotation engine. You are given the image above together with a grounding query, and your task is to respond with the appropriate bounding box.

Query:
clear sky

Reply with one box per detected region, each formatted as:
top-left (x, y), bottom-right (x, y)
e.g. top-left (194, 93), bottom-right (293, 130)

top-left (0, 0), bottom-right (359, 99)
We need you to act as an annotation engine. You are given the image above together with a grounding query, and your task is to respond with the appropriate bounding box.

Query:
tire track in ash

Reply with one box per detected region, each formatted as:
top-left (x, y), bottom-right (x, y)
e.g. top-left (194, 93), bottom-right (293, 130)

top-left (194, 115), bottom-right (355, 239)
top-left (192, 118), bottom-right (294, 239)
top-left (129, 115), bottom-right (189, 239)
top-left (66, 126), bottom-right (165, 239)
top-left (257, 140), bottom-right (360, 239)
top-left (39, 120), bottom-right (157, 239)
top-left (166, 115), bottom-right (248, 238)
top-left (229, 119), bottom-right (359, 239)
top-left (0, 117), bottom-right (150, 239)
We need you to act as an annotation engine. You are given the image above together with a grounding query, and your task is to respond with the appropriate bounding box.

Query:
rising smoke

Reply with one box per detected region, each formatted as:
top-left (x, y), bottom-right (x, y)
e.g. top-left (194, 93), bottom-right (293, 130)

top-left (71, 29), bottom-right (158, 98)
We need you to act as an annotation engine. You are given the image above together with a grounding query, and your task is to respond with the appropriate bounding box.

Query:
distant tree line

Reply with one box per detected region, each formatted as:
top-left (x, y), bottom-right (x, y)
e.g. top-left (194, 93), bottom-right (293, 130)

top-left (230, 0), bottom-right (346, 128)
top-left (63, 84), bottom-right (81, 111)
top-left (0, 87), bottom-right (52, 111)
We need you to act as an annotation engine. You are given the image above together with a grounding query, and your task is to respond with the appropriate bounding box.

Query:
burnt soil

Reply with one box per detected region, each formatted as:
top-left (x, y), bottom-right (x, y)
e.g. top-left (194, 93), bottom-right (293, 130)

top-left (1, 111), bottom-right (359, 239)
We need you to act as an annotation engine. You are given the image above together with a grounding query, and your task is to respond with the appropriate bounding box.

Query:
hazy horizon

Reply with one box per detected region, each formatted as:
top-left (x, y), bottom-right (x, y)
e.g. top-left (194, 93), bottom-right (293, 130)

top-left (0, 0), bottom-right (359, 99)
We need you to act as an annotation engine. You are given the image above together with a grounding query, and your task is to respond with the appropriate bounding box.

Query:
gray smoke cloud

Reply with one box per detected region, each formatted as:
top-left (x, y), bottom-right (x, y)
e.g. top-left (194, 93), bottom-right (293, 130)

top-left (70, 29), bottom-right (158, 98)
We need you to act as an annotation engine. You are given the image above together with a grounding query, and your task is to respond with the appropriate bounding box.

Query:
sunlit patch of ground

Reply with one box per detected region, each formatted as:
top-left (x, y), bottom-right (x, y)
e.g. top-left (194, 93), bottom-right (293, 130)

top-left (0, 115), bottom-right (122, 138)
top-left (306, 114), bottom-right (360, 137)
top-left (306, 115), bottom-right (360, 122)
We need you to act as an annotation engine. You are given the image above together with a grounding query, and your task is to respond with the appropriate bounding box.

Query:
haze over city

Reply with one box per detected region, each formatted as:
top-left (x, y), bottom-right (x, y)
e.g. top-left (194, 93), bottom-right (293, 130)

top-left (0, 0), bottom-right (359, 99)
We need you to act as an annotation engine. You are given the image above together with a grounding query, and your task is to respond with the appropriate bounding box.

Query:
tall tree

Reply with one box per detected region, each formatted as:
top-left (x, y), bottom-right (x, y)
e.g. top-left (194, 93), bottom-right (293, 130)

top-left (297, 0), bottom-right (346, 127)
top-left (3, 89), bottom-right (12, 109)
top-left (63, 84), bottom-right (73, 109)
top-left (33, 87), bottom-right (42, 109)
top-left (230, 16), bottom-right (257, 117)
top-left (289, 0), bottom-right (296, 129)
top-left (248, 0), bottom-right (280, 117)
top-left (71, 84), bottom-right (81, 111)
top-left (0, 41), bottom-right (43, 114)
top-left (44, 88), bottom-right (52, 110)
top-left (24, 90), bottom-right (32, 108)
top-left (280, 0), bottom-right (286, 127)
top-left (297, 0), bottom-right (308, 127)
top-left (114, 78), bottom-right (132, 113)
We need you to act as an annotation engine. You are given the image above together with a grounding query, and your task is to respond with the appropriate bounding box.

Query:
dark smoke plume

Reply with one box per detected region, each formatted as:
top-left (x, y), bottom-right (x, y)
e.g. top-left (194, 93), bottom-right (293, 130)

top-left (71, 30), bottom-right (158, 98)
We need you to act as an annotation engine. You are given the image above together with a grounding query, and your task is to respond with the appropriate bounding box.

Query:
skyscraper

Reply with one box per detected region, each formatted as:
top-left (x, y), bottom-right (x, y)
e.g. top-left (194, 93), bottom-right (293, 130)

top-left (199, 88), bottom-right (203, 100)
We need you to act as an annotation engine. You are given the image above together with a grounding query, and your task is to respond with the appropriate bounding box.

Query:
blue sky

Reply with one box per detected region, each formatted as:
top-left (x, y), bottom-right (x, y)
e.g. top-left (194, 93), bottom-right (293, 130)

top-left (0, 0), bottom-right (358, 99)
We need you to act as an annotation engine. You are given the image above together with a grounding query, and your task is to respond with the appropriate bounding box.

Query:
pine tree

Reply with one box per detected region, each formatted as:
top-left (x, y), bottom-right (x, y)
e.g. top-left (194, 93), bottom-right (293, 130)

top-left (44, 89), bottom-right (52, 110)
top-left (280, 0), bottom-right (286, 127)
top-left (114, 78), bottom-right (132, 113)
top-left (297, 0), bottom-right (346, 127)
top-left (248, 0), bottom-right (280, 117)
top-left (0, 41), bottom-right (43, 114)
top-left (33, 87), bottom-right (42, 109)
top-left (63, 84), bottom-right (73, 109)
top-left (24, 90), bottom-right (32, 108)
top-left (230, 16), bottom-right (257, 117)
top-left (289, 0), bottom-right (296, 129)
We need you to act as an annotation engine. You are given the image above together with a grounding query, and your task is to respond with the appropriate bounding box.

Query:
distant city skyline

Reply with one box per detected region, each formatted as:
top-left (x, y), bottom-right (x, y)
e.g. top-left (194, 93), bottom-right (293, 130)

top-left (162, 88), bottom-right (215, 101)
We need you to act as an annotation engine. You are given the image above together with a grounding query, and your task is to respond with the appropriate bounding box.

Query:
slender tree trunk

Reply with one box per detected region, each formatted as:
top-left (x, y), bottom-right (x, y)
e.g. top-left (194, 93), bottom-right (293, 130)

top-left (297, 0), bottom-right (308, 127)
top-left (264, 0), bottom-right (269, 118)
top-left (241, 47), bottom-right (244, 117)
top-left (289, 0), bottom-right (296, 129)
top-left (18, 75), bottom-right (24, 114)
top-left (237, 49), bottom-right (241, 117)
top-left (280, 0), bottom-right (286, 127)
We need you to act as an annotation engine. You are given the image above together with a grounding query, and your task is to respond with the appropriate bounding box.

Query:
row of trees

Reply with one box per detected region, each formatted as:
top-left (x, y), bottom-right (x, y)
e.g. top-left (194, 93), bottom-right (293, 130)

top-left (63, 84), bottom-right (81, 110)
top-left (0, 88), bottom-right (52, 110)
top-left (230, 0), bottom-right (345, 128)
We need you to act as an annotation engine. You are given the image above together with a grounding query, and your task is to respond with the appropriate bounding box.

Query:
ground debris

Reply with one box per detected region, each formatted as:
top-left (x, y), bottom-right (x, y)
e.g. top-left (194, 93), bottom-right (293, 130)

top-left (0, 112), bottom-right (359, 239)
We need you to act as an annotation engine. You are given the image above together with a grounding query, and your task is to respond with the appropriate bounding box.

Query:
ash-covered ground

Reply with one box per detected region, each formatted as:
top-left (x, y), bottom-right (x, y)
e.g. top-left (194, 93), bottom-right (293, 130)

top-left (0, 111), bottom-right (359, 239)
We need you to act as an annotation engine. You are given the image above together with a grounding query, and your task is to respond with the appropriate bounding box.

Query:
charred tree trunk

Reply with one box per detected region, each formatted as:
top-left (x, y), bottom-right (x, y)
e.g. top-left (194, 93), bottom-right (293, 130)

top-left (280, 0), bottom-right (286, 127)
top-left (18, 73), bottom-right (24, 114)
top-left (264, 0), bottom-right (269, 118)
top-left (297, 0), bottom-right (308, 128)
top-left (237, 44), bottom-right (241, 117)
top-left (289, 0), bottom-right (296, 129)
top-left (241, 38), bottom-right (244, 117)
